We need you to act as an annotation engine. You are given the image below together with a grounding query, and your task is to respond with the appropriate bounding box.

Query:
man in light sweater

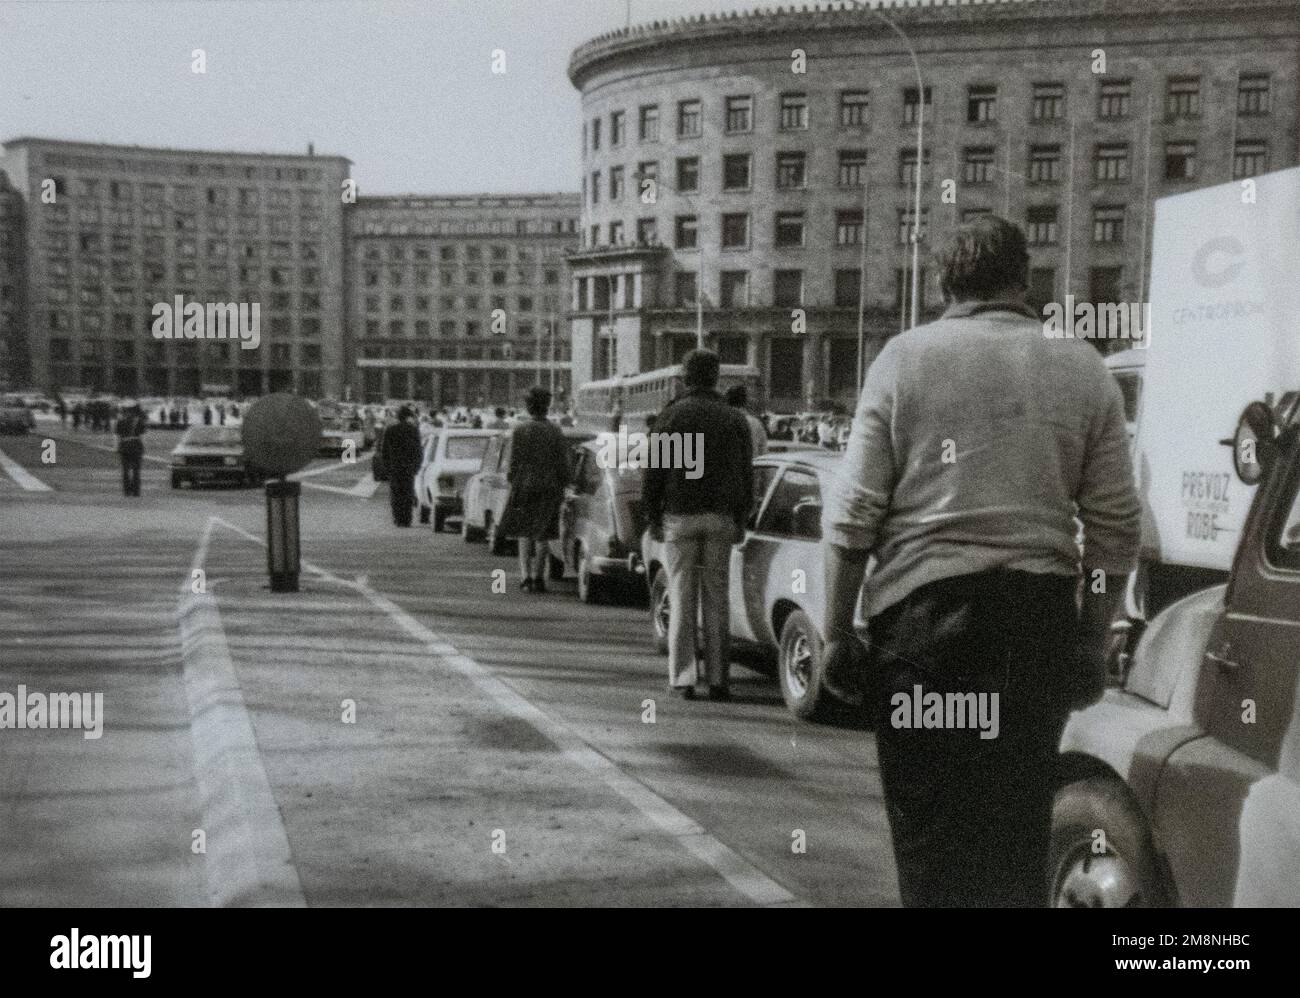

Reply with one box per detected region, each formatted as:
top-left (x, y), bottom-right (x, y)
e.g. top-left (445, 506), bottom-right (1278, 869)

top-left (821, 216), bottom-right (1140, 907)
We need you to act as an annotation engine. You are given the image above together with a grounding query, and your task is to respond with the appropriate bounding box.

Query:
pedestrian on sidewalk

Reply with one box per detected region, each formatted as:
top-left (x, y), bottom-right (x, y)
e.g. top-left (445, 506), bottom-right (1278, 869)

top-left (498, 386), bottom-right (569, 592)
top-left (379, 405), bottom-right (422, 527)
top-left (819, 215), bottom-right (1140, 907)
top-left (114, 400), bottom-right (147, 497)
top-left (643, 350), bottom-right (753, 701)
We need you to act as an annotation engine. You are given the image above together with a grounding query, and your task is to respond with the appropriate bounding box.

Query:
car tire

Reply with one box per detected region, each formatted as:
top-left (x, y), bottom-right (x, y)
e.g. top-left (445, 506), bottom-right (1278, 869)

top-left (486, 514), bottom-right (507, 556)
top-left (433, 510), bottom-right (447, 533)
top-left (576, 545), bottom-right (607, 605)
top-left (548, 552), bottom-right (565, 581)
top-left (171, 473), bottom-right (182, 489)
top-left (648, 568), bottom-right (669, 655)
top-left (778, 609), bottom-right (832, 722)
top-left (1050, 776), bottom-right (1168, 908)
top-left (462, 514), bottom-right (484, 543)
top-left (418, 505), bottom-right (431, 525)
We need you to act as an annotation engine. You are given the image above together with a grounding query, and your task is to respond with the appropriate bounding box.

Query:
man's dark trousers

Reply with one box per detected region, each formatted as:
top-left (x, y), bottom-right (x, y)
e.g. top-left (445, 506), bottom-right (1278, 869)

top-left (120, 440), bottom-right (143, 497)
top-left (389, 469), bottom-right (416, 526)
top-left (867, 568), bottom-right (1078, 908)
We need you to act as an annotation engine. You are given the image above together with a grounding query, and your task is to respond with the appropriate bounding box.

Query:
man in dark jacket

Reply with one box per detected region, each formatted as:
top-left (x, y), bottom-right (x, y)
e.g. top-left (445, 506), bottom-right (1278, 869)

top-left (114, 401), bottom-right (147, 497)
top-left (643, 349), bottom-right (753, 701)
top-left (380, 405), bottom-right (423, 527)
top-left (501, 386), bottom-right (570, 592)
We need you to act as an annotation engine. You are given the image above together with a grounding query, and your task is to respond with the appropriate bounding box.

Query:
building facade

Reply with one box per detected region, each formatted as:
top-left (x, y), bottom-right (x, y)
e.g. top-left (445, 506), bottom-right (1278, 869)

top-left (345, 194), bottom-right (580, 406)
top-left (567, 0), bottom-right (1300, 411)
top-left (0, 138), bottom-right (351, 398)
top-left (0, 171), bottom-right (26, 390)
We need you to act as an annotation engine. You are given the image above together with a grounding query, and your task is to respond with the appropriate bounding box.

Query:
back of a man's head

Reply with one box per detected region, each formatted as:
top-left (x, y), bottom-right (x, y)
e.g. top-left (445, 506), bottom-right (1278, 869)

top-left (937, 215), bottom-right (1029, 305)
top-left (525, 386), bottom-right (551, 418)
top-left (681, 349), bottom-right (720, 390)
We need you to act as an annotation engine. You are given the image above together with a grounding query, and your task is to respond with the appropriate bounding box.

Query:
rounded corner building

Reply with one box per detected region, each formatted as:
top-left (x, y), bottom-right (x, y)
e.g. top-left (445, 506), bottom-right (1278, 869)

top-left (565, 0), bottom-right (1300, 412)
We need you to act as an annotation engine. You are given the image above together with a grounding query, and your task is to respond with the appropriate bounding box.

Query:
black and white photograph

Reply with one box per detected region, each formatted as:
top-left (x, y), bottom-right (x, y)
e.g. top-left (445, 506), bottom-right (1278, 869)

top-left (0, 0), bottom-right (1296, 966)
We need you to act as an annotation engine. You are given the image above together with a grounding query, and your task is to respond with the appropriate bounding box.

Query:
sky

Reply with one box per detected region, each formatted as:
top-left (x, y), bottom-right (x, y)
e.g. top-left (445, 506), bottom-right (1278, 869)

top-left (0, 0), bottom-right (786, 195)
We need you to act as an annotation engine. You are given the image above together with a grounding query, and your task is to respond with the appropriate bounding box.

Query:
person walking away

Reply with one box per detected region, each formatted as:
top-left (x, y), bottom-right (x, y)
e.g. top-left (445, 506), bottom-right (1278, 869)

top-left (643, 350), bottom-right (753, 701)
top-left (379, 405), bottom-right (422, 527)
top-left (115, 401), bottom-right (147, 497)
top-left (498, 387), bottom-right (569, 592)
top-left (725, 385), bottom-right (767, 459)
top-left (819, 216), bottom-right (1141, 907)
top-left (56, 398), bottom-right (67, 426)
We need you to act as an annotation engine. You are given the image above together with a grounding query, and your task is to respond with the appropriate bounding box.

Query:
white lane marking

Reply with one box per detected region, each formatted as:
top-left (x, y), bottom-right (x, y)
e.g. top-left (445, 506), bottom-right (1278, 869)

top-left (289, 458), bottom-right (357, 481)
top-left (51, 433), bottom-right (170, 464)
top-left (179, 516), bottom-right (306, 908)
top-left (209, 515), bottom-right (798, 907)
top-left (0, 446), bottom-right (52, 491)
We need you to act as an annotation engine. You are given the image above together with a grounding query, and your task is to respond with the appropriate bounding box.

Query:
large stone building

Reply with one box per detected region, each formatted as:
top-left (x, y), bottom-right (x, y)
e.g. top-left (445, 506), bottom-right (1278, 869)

top-left (0, 171), bottom-right (26, 389)
top-left (0, 138), bottom-right (352, 398)
top-left (346, 194), bottom-right (580, 406)
top-left (566, 0), bottom-right (1300, 411)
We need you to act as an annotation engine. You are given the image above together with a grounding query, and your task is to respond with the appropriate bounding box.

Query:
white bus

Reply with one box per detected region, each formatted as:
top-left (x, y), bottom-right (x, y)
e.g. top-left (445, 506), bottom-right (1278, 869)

top-left (573, 364), bottom-right (761, 433)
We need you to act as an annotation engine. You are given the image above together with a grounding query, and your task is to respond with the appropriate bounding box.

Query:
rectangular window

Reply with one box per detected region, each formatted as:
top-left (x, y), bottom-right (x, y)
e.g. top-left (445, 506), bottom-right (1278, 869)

top-left (1089, 266), bottom-right (1123, 304)
top-left (898, 148), bottom-right (930, 188)
top-left (895, 266), bottom-right (927, 309)
top-left (1028, 144), bottom-right (1062, 183)
top-left (678, 99), bottom-right (702, 138)
top-left (838, 149), bottom-right (867, 187)
top-left (967, 85), bottom-right (997, 123)
top-left (1094, 144), bottom-right (1130, 182)
top-left (590, 171), bottom-right (600, 205)
top-left (1026, 205), bottom-right (1058, 245)
top-left (674, 215), bottom-right (699, 250)
top-left (608, 220), bottom-right (624, 244)
top-left (639, 104), bottom-right (660, 141)
top-left (774, 211), bottom-right (805, 248)
top-left (779, 92), bottom-right (808, 130)
top-left (726, 95), bottom-right (753, 134)
top-left (610, 110), bottom-right (626, 146)
top-left (1027, 267), bottom-right (1056, 310)
top-left (836, 209), bottom-right (864, 246)
top-left (1032, 83), bottom-right (1065, 121)
top-left (609, 166), bottom-right (624, 200)
top-left (719, 270), bottom-right (749, 308)
top-left (1165, 142), bottom-right (1197, 181)
top-left (1166, 76), bottom-right (1201, 119)
top-left (674, 271), bottom-right (697, 307)
top-left (776, 152), bottom-right (807, 190)
top-left (897, 208), bottom-right (928, 245)
top-left (1234, 140), bottom-right (1268, 179)
top-left (723, 153), bottom-right (752, 191)
top-left (591, 117), bottom-right (601, 151)
top-left (1238, 73), bottom-right (1271, 116)
top-left (963, 146), bottom-right (996, 184)
top-left (902, 86), bottom-right (932, 124)
top-left (636, 217), bottom-right (658, 244)
top-left (1098, 80), bottom-right (1131, 119)
top-left (834, 268), bottom-right (862, 308)
top-left (677, 157), bottom-right (700, 193)
top-left (773, 270), bottom-right (804, 308)
top-left (1092, 205), bottom-right (1126, 243)
top-left (840, 90), bottom-right (870, 127)
top-left (721, 213), bottom-right (750, 249)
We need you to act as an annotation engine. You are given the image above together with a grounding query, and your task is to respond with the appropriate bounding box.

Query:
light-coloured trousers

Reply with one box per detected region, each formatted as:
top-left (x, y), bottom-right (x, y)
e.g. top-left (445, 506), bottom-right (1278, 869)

top-left (663, 511), bottom-right (735, 688)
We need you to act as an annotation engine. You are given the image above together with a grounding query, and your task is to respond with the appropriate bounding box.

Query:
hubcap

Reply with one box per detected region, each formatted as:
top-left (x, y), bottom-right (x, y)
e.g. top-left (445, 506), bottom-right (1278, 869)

top-left (1055, 846), bottom-right (1142, 908)
top-left (784, 630), bottom-right (812, 698)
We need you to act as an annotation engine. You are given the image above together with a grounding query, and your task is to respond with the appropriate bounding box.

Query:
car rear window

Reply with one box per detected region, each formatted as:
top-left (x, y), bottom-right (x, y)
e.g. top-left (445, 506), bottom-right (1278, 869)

top-left (445, 436), bottom-right (490, 461)
top-left (186, 427), bottom-right (242, 446)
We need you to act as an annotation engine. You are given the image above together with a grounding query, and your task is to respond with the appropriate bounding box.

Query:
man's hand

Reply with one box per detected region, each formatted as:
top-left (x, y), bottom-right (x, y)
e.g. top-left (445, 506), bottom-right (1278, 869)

top-left (821, 633), bottom-right (869, 707)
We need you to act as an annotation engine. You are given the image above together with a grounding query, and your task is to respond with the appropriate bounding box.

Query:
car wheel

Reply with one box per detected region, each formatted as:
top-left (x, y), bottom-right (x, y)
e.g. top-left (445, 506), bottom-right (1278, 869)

top-left (648, 568), bottom-right (669, 655)
top-left (433, 510), bottom-right (447, 533)
top-left (778, 609), bottom-right (832, 721)
top-left (1050, 777), bottom-right (1168, 908)
top-left (171, 473), bottom-right (182, 489)
top-left (462, 514), bottom-right (484, 543)
top-left (418, 504), bottom-right (431, 525)
top-left (486, 514), bottom-right (507, 556)
top-left (548, 552), bottom-right (565, 581)
top-left (576, 545), bottom-right (606, 605)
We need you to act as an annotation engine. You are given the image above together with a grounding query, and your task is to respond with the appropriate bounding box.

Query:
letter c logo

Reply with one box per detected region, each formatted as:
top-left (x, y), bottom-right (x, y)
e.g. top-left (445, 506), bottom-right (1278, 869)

top-left (1191, 236), bottom-right (1244, 289)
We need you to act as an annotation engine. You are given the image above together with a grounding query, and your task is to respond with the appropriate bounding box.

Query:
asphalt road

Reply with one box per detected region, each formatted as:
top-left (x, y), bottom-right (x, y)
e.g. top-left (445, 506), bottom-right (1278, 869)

top-left (0, 419), bottom-right (898, 907)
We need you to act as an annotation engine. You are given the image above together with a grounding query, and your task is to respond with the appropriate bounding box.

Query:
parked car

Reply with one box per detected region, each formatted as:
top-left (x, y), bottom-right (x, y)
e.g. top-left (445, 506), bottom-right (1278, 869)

top-left (1052, 392), bottom-right (1300, 907)
top-left (462, 426), bottom-right (595, 554)
top-left (0, 403), bottom-right (36, 434)
top-left (319, 419), bottom-right (367, 459)
top-left (640, 449), bottom-right (853, 721)
top-left (558, 440), bottom-right (648, 604)
top-left (414, 428), bottom-right (496, 531)
top-left (170, 425), bottom-right (265, 488)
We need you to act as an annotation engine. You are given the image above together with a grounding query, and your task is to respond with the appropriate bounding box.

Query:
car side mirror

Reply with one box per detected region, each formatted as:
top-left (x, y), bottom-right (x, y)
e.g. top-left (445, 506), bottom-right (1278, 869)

top-left (1228, 400), bottom-right (1279, 486)
top-left (792, 500), bottom-right (823, 539)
